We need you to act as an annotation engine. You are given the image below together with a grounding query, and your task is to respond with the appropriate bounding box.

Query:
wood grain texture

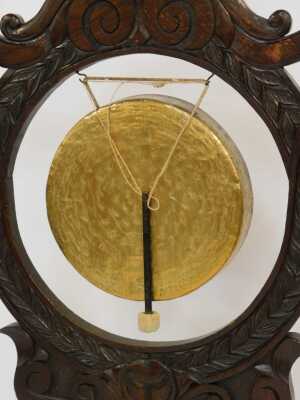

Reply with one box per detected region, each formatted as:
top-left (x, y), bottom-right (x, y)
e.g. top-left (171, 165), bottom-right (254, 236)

top-left (0, 0), bottom-right (300, 399)
top-left (0, 0), bottom-right (299, 68)
top-left (1, 324), bottom-right (300, 399)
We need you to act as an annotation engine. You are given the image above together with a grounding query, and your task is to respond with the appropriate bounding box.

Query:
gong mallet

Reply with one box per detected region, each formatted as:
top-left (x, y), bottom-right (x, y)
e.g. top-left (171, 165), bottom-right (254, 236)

top-left (138, 193), bottom-right (160, 333)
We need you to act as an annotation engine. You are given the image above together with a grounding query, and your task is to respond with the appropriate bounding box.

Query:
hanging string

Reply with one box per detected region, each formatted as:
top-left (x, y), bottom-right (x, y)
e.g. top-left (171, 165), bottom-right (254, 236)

top-left (105, 83), bottom-right (146, 202)
top-left (147, 82), bottom-right (210, 210)
top-left (78, 74), bottom-right (213, 211)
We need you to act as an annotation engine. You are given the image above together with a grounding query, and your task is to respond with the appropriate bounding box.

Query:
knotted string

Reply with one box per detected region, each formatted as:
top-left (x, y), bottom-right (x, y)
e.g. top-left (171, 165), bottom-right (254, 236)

top-left (79, 75), bottom-right (212, 211)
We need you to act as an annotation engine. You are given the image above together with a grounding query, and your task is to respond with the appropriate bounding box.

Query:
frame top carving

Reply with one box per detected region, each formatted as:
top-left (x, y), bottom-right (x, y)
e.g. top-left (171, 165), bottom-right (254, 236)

top-left (0, 0), bottom-right (299, 69)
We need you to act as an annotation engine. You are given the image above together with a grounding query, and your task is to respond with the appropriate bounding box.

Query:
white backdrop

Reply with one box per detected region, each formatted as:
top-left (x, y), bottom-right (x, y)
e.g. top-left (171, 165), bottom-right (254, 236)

top-left (0, 0), bottom-right (300, 398)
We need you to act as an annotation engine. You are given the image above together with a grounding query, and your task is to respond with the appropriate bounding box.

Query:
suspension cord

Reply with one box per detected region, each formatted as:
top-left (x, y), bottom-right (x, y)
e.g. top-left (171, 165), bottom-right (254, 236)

top-left (78, 74), bottom-right (213, 211)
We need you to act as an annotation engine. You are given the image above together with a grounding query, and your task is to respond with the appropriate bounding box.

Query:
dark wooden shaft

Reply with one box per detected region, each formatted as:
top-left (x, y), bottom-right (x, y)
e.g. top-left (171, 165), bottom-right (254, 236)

top-left (142, 192), bottom-right (153, 314)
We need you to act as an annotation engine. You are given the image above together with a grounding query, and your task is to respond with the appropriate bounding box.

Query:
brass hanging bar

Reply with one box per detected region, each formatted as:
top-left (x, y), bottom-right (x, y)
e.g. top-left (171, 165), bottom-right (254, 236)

top-left (77, 74), bottom-right (214, 88)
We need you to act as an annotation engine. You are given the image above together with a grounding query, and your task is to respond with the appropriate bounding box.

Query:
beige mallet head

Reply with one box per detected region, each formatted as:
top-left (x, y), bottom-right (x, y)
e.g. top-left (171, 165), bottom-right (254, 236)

top-left (138, 311), bottom-right (160, 333)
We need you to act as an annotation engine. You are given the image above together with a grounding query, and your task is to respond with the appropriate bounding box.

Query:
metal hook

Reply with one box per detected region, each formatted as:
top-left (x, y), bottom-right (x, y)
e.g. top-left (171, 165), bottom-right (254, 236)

top-left (76, 70), bottom-right (88, 83)
top-left (205, 73), bottom-right (215, 85)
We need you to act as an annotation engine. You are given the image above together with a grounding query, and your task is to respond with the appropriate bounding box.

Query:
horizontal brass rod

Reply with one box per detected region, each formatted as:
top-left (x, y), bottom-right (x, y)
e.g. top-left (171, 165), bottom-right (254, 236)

top-left (80, 76), bottom-right (209, 85)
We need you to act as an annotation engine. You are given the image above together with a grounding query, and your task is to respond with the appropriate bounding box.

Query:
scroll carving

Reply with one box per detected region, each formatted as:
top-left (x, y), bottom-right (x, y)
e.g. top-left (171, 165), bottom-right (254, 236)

top-left (0, 0), bottom-right (300, 68)
top-left (1, 325), bottom-right (57, 400)
top-left (68, 0), bottom-right (136, 51)
top-left (252, 334), bottom-right (300, 400)
top-left (1, 325), bottom-right (233, 400)
top-left (1, 0), bottom-right (66, 41)
top-left (220, 0), bottom-right (292, 40)
top-left (179, 384), bottom-right (231, 400)
top-left (142, 0), bottom-right (215, 49)
top-left (3, 326), bottom-right (300, 399)
top-left (1, 0), bottom-right (291, 45)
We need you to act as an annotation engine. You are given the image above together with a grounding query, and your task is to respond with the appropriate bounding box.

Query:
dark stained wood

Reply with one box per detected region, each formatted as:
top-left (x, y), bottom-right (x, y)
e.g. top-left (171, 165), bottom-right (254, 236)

top-left (1, 324), bottom-right (300, 400)
top-left (0, 0), bottom-right (300, 68)
top-left (232, 30), bottom-right (300, 67)
top-left (220, 0), bottom-right (292, 39)
top-left (0, 0), bottom-right (300, 399)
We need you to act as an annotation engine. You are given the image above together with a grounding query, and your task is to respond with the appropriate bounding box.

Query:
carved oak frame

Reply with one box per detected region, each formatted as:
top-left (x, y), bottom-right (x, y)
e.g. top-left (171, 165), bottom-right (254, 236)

top-left (1, 1), bottom-right (300, 399)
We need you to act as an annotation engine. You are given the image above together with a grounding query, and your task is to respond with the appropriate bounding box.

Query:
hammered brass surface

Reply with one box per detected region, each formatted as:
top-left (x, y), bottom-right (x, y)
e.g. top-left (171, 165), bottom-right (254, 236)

top-left (46, 96), bottom-right (253, 301)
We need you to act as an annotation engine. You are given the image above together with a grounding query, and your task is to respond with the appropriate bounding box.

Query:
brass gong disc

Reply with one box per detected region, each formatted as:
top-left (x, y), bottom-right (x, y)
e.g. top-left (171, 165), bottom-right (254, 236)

top-left (46, 95), bottom-right (253, 301)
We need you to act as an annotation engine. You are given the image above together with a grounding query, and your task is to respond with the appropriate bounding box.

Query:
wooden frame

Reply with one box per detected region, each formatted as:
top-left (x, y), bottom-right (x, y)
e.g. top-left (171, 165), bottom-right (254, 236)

top-left (1, 1), bottom-right (300, 398)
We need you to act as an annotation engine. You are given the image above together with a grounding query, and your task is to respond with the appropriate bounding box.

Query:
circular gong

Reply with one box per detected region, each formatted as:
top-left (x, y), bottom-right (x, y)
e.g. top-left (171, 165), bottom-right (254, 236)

top-left (46, 95), bottom-right (253, 301)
